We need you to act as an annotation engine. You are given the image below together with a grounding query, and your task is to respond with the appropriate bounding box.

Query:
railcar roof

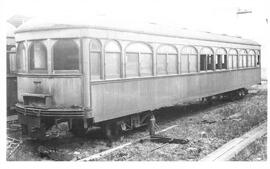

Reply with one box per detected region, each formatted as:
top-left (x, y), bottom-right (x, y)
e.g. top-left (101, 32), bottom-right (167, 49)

top-left (16, 17), bottom-right (260, 46)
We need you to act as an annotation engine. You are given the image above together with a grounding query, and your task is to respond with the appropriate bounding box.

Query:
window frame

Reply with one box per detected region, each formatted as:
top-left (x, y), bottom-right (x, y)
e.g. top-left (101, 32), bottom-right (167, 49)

top-left (52, 38), bottom-right (81, 74)
top-left (228, 49), bottom-right (238, 70)
top-left (180, 46), bottom-right (198, 74)
top-left (239, 49), bottom-right (247, 68)
top-left (125, 42), bottom-right (153, 78)
top-left (89, 39), bottom-right (102, 81)
top-left (215, 48), bottom-right (227, 70)
top-left (28, 40), bottom-right (48, 73)
top-left (156, 45), bottom-right (178, 75)
top-left (104, 40), bottom-right (122, 79)
top-left (7, 46), bottom-right (16, 74)
top-left (256, 50), bottom-right (261, 67)
top-left (16, 41), bottom-right (26, 73)
top-left (199, 47), bottom-right (214, 72)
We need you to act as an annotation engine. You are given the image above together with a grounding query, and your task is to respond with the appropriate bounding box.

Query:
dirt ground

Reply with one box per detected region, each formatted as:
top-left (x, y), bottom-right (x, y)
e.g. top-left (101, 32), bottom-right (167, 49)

top-left (7, 82), bottom-right (267, 161)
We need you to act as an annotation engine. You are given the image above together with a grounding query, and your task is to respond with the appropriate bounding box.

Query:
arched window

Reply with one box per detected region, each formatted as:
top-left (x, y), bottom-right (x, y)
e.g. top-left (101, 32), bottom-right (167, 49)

top-left (200, 47), bottom-right (214, 71)
top-left (8, 47), bottom-right (16, 73)
top-left (16, 42), bottom-right (26, 72)
top-left (126, 43), bottom-right (152, 77)
top-left (216, 48), bottom-right (227, 69)
top-left (248, 50), bottom-right (256, 67)
top-left (181, 46), bottom-right (197, 73)
top-left (105, 40), bottom-right (121, 79)
top-left (29, 41), bottom-right (47, 71)
top-left (256, 50), bottom-right (260, 67)
top-left (90, 39), bottom-right (102, 80)
top-left (239, 49), bottom-right (247, 68)
top-left (53, 39), bottom-right (79, 71)
top-left (157, 45), bottom-right (178, 75)
top-left (228, 49), bottom-right (238, 69)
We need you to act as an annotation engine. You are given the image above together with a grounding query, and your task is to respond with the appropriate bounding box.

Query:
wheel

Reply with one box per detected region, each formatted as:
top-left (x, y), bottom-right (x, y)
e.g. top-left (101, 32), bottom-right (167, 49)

top-left (70, 119), bottom-right (88, 137)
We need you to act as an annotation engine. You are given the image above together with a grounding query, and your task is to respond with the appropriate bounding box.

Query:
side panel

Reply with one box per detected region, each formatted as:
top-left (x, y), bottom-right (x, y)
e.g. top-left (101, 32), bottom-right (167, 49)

top-left (17, 76), bottom-right (82, 107)
top-left (92, 68), bottom-right (260, 122)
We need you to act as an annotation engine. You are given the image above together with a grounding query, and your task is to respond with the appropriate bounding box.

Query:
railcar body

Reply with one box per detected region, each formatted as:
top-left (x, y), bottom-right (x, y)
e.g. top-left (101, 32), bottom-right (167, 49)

top-left (6, 23), bottom-right (17, 115)
top-left (14, 18), bottom-right (261, 137)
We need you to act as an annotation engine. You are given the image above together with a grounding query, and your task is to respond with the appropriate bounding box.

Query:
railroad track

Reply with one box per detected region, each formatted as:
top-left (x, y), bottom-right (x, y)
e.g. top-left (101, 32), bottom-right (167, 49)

top-left (200, 121), bottom-right (267, 161)
top-left (76, 125), bottom-right (179, 161)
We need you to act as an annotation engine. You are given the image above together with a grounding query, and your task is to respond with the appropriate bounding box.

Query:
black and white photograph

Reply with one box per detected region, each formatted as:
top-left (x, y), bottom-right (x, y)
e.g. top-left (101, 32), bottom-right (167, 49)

top-left (1, 0), bottom-right (269, 165)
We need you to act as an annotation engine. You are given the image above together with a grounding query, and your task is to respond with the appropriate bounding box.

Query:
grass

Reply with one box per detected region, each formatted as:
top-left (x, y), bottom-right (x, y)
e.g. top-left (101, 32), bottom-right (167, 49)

top-left (231, 135), bottom-right (267, 161)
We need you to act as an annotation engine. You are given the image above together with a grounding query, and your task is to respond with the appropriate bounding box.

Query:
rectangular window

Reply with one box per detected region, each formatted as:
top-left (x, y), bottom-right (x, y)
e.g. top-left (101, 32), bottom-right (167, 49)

top-left (243, 55), bottom-right (247, 67)
top-left (228, 55), bottom-right (233, 69)
top-left (200, 55), bottom-right (207, 71)
top-left (238, 55), bottom-right (243, 68)
top-left (157, 54), bottom-right (167, 75)
top-left (105, 52), bottom-right (121, 79)
top-left (9, 53), bottom-right (16, 72)
top-left (140, 53), bottom-right (152, 76)
top-left (233, 55), bottom-right (237, 68)
top-left (251, 55), bottom-right (255, 67)
top-left (167, 54), bottom-right (177, 74)
top-left (126, 53), bottom-right (139, 77)
top-left (90, 52), bottom-right (101, 80)
top-left (222, 55), bottom-right (227, 69)
top-left (216, 55), bottom-right (222, 69)
top-left (189, 54), bottom-right (197, 73)
top-left (181, 54), bottom-right (189, 73)
top-left (207, 55), bottom-right (214, 70)
top-left (257, 55), bottom-right (260, 66)
top-left (30, 44), bottom-right (47, 70)
top-left (53, 40), bottom-right (79, 71)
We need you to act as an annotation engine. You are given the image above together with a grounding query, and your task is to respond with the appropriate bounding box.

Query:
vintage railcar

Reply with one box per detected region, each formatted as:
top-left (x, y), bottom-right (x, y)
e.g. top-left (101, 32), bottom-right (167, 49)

top-left (14, 18), bottom-right (261, 138)
top-left (6, 22), bottom-right (17, 115)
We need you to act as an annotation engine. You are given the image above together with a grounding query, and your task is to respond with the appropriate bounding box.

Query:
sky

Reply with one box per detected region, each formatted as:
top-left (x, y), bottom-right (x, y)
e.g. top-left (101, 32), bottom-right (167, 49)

top-left (1, 0), bottom-right (269, 73)
top-left (1, 0), bottom-right (269, 70)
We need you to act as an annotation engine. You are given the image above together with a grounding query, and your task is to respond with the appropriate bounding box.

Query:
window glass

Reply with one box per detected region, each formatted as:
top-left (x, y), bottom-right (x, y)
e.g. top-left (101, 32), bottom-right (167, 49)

top-left (222, 55), bottom-right (227, 69)
top-left (243, 55), bottom-right (247, 67)
top-left (105, 40), bottom-right (121, 79)
top-left (200, 55), bottom-right (207, 71)
top-left (167, 54), bottom-right (177, 74)
top-left (53, 39), bottom-right (79, 70)
top-left (90, 40), bottom-right (101, 51)
top-left (9, 53), bottom-right (16, 72)
top-left (126, 43), bottom-right (152, 77)
top-left (238, 55), bottom-right (243, 68)
top-left (251, 55), bottom-right (255, 67)
top-left (233, 55), bottom-right (237, 68)
top-left (228, 55), bottom-right (233, 69)
top-left (189, 54), bottom-right (197, 72)
top-left (248, 50), bottom-right (255, 67)
top-left (90, 52), bottom-right (101, 79)
top-left (140, 53), bottom-right (152, 76)
top-left (181, 46), bottom-right (197, 73)
top-left (126, 53), bottom-right (139, 77)
top-left (90, 40), bottom-right (102, 80)
top-left (157, 54), bottom-right (167, 75)
top-left (30, 41), bottom-right (47, 70)
top-left (105, 52), bottom-right (121, 78)
top-left (207, 55), bottom-right (214, 70)
top-left (200, 47), bottom-right (213, 71)
top-left (17, 42), bottom-right (26, 72)
top-left (181, 54), bottom-right (189, 73)
top-left (216, 55), bottom-right (222, 69)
